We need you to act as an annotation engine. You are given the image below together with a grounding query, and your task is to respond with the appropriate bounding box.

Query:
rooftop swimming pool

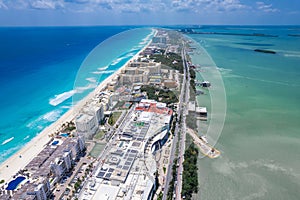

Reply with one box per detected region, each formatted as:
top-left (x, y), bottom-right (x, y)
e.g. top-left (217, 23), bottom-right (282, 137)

top-left (6, 176), bottom-right (26, 190)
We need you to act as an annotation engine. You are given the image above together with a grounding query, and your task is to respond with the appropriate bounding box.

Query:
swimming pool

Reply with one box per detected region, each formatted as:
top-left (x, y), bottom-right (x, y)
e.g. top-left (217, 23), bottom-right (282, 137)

top-left (60, 133), bottom-right (69, 137)
top-left (52, 140), bottom-right (59, 145)
top-left (6, 176), bottom-right (26, 190)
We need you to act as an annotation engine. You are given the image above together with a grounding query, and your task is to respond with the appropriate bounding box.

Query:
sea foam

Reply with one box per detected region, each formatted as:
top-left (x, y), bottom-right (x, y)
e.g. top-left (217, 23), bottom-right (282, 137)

top-left (86, 77), bottom-right (97, 83)
top-left (1, 137), bottom-right (14, 145)
top-left (42, 110), bottom-right (62, 122)
top-left (49, 83), bottom-right (97, 107)
top-left (26, 109), bottom-right (63, 132)
top-left (49, 90), bottom-right (77, 106)
top-left (92, 70), bottom-right (115, 75)
top-left (97, 66), bottom-right (108, 71)
top-left (110, 57), bottom-right (126, 65)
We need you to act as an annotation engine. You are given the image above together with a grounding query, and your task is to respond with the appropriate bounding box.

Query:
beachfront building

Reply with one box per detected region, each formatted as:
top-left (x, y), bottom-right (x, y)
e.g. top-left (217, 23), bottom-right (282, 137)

top-left (10, 178), bottom-right (51, 200)
top-left (119, 61), bottom-right (161, 85)
top-left (119, 67), bottom-right (149, 85)
top-left (107, 80), bottom-right (118, 92)
top-left (152, 36), bottom-right (167, 44)
top-left (1, 136), bottom-right (85, 200)
top-left (82, 102), bottom-right (104, 125)
top-left (152, 34), bottom-right (168, 48)
top-left (97, 91), bottom-right (113, 111)
top-left (163, 79), bottom-right (178, 89)
top-left (141, 47), bottom-right (155, 56)
top-left (107, 76), bottom-right (119, 92)
top-left (33, 181), bottom-right (51, 200)
top-left (50, 150), bottom-right (72, 178)
top-left (71, 136), bottom-right (85, 159)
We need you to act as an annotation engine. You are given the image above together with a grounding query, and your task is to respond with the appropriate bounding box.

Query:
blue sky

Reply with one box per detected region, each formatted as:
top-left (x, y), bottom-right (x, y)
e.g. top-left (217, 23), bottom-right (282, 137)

top-left (0, 0), bottom-right (299, 26)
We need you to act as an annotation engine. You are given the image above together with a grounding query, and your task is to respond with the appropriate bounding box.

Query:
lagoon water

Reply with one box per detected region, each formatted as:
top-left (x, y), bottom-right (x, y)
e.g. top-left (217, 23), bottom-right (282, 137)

top-left (188, 26), bottom-right (300, 200)
top-left (0, 26), bottom-right (153, 163)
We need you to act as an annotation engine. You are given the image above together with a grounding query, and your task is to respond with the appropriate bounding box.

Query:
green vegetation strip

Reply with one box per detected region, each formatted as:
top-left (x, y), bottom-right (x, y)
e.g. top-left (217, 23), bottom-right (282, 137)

top-left (189, 68), bottom-right (196, 93)
top-left (150, 52), bottom-right (184, 73)
top-left (141, 85), bottom-right (178, 104)
top-left (181, 143), bottom-right (199, 200)
top-left (93, 130), bottom-right (106, 140)
top-left (108, 111), bottom-right (122, 126)
top-left (167, 158), bottom-right (178, 200)
top-left (186, 112), bottom-right (197, 131)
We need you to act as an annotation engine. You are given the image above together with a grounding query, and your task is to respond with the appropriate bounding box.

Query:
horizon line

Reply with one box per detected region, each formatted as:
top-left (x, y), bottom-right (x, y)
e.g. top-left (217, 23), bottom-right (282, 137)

top-left (1, 24), bottom-right (300, 28)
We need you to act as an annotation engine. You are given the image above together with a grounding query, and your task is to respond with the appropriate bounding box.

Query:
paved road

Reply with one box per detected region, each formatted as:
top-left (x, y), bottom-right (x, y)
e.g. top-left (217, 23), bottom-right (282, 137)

top-left (176, 45), bottom-right (190, 200)
top-left (162, 43), bottom-right (190, 200)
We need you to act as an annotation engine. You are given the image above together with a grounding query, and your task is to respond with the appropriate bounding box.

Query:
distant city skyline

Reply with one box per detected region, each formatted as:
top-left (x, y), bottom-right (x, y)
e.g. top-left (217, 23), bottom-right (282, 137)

top-left (0, 0), bottom-right (300, 26)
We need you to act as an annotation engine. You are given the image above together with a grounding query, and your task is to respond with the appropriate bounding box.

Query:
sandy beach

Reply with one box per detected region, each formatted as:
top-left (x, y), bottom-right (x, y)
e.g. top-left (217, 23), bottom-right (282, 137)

top-left (0, 31), bottom-right (155, 182)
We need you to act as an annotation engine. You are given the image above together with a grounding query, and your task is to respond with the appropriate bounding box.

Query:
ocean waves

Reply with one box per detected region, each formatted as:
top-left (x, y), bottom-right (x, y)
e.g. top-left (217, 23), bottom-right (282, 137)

top-left (86, 77), bottom-right (97, 83)
top-left (1, 137), bottom-right (14, 145)
top-left (97, 66), bottom-right (108, 71)
top-left (0, 145), bottom-right (23, 163)
top-left (92, 70), bottom-right (115, 75)
top-left (109, 51), bottom-right (137, 66)
top-left (49, 90), bottom-right (77, 106)
top-left (49, 83), bottom-right (97, 107)
top-left (42, 109), bottom-right (63, 122)
top-left (26, 109), bottom-right (63, 131)
top-left (110, 57), bottom-right (125, 66)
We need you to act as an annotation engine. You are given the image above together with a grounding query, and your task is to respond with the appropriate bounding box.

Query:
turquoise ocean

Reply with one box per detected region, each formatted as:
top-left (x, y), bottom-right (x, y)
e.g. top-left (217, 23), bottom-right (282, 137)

top-left (0, 27), bottom-right (154, 164)
top-left (187, 26), bottom-right (300, 200)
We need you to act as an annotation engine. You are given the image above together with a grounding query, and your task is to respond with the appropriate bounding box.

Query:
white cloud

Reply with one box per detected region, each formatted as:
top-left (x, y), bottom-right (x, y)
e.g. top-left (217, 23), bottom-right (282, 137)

top-left (30, 0), bottom-right (64, 9)
top-left (256, 1), bottom-right (279, 13)
top-left (0, 0), bottom-right (259, 14)
top-left (0, 0), bottom-right (8, 9)
top-left (171, 0), bottom-right (249, 13)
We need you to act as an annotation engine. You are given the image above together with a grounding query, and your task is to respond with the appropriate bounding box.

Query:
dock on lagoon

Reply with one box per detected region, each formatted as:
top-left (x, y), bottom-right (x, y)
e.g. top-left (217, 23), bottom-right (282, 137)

top-left (195, 80), bottom-right (211, 87)
top-left (196, 107), bottom-right (208, 121)
top-left (188, 102), bottom-right (208, 121)
top-left (187, 128), bottom-right (220, 159)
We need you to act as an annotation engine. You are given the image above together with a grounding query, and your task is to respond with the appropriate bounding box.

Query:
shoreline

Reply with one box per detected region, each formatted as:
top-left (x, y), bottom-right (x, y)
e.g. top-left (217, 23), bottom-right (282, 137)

top-left (0, 29), bottom-right (155, 182)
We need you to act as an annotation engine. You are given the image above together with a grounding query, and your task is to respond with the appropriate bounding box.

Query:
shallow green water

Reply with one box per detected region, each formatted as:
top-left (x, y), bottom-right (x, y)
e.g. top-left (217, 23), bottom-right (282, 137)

top-left (187, 26), bottom-right (300, 200)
